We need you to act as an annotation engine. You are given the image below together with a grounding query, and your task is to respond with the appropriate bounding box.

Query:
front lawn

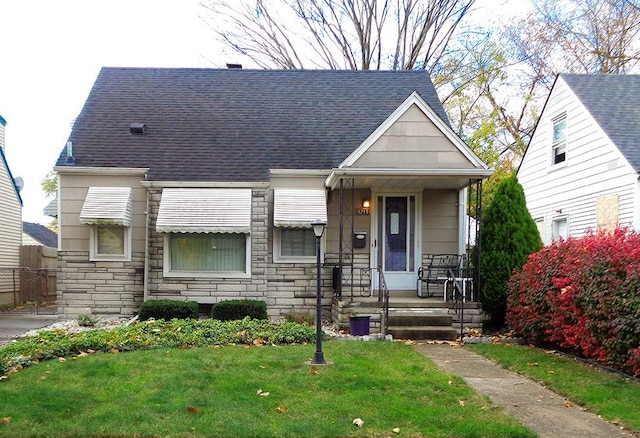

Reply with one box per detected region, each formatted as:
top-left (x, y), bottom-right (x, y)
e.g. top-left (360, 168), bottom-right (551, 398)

top-left (0, 341), bottom-right (534, 437)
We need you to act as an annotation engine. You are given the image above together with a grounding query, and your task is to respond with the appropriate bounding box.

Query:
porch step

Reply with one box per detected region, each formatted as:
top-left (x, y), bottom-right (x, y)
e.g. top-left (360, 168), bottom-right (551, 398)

top-left (386, 311), bottom-right (457, 341)
top-left (388, 313), bottom-right (452, 326)
top-left (388, 326), bottom-right (458, 341)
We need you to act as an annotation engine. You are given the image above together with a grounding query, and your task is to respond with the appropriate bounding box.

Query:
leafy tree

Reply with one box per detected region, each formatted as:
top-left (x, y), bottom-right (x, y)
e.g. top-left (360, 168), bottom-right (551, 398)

top-left (480, 173), bottom-right (541, 327)
top-left (41, 170), bottom-right (58, 232)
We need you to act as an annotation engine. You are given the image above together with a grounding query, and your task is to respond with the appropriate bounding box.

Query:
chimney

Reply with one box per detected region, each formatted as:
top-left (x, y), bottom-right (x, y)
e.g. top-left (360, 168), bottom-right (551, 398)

top-left (226, 63), bottom-right (243, 69)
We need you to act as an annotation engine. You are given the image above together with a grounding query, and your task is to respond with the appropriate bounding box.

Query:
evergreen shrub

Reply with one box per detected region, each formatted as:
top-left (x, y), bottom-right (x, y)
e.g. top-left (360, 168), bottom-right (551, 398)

top-left (507, 228), bottom-right (640, 377)
top-left (480, 174), bottom-right (542, 326)
top-left (211, 299), bottom-right (268, 321)
top-left (138, 299), bottom-right (199, 321)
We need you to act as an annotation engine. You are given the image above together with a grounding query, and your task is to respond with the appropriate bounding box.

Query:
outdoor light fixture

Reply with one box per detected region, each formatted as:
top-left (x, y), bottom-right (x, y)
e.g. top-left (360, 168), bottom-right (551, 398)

top-left (362, 198), bottom-right (370, 209)
top-left (311, 219), bottom-right (327, 365)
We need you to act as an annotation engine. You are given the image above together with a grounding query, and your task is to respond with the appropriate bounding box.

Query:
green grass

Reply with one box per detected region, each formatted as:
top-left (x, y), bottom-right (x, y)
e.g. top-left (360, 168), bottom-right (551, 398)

top-left (0, 341), bottom-right (534, 437)
top-left (467, 343), bottom-right (640, 432)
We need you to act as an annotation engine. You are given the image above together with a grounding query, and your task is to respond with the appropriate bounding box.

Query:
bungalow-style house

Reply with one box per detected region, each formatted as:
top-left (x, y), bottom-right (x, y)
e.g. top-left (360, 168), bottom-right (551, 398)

top-left (0, 114), bottom-right (24, 306)
top-left (518, 74), bottom-right (640, 245)
top-left (54, 68), bottom-right (492, 335)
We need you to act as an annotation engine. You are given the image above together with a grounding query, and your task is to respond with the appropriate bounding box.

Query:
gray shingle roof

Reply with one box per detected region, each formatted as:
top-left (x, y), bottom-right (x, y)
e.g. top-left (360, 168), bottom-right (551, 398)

top-left (56, 68), bottom-right (449, 181)
top-left (23, 222), bottom-right (58, 248)
top-left (562, 74), bottom-right (640, 173)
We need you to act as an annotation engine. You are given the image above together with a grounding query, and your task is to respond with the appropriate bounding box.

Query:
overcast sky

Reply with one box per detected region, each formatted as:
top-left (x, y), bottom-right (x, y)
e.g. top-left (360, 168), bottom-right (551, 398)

top-left (0, 0), bottom-right (523, 226)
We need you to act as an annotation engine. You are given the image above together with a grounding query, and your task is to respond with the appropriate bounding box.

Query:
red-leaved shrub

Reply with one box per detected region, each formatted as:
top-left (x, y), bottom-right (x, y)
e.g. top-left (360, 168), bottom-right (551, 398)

top-left (507, 228), bottom-right (640, 377)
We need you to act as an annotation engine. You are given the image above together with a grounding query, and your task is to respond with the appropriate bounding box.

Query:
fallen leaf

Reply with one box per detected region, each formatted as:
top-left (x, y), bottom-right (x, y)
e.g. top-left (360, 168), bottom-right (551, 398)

top-left (39, 376), bottom-right (47, 380)
top-left (310, 368), bottom-right (318, 375)
top-left (459, 400), bottom-right (465, 406)
top-left (0, 417), bottom-right (10, 425)
top-left (186, 406), bottom-right (199, 413)
top-left (110, 349), bottom-right (119, 354)
top-left (276, 406), bottom-right (286, 413)
top-left (565, 401), bottom-right (573, 408)
top-left (528, 362), bottom-right (538, 367)
top-left (448, 380), bottom-right (453, 385)
top-left (0, 376), bottom-right (8, 381)
top-left (393, 427), bottom-right (401, 433)
top-left (58, 357), bottom-right (66, 363)
top-left (260, 392), bottom-right (270, 397)
top-left (87, 349), bottom-right (96, 354)
top-left (352, 418), bottom-right (364, 427)
top-left (78, 352), bottom-right (88, 357)
top-left (253, 337), bottom-right (265, 346)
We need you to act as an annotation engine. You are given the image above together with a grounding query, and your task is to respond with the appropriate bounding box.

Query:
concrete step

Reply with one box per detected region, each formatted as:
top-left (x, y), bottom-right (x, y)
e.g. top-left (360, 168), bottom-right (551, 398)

top-left (388, 326), bottom-right (458, 341)
top-left (388, 313), bottom-right (452, 327)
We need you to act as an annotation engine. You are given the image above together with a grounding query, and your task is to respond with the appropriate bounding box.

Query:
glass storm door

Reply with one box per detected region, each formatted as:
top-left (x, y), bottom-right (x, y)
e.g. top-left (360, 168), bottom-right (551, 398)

top-left (376, 195), bottom-right (416, 290)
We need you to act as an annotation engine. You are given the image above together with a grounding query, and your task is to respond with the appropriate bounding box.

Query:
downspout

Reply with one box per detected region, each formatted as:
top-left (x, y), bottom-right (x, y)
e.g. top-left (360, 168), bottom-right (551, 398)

top-left (143, 186), bottom-right (150, 304)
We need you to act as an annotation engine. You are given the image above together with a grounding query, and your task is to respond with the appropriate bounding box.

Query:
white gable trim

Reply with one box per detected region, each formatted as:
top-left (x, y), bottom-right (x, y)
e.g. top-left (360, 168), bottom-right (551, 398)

top-left (339, 92), bottom-right (488, 170)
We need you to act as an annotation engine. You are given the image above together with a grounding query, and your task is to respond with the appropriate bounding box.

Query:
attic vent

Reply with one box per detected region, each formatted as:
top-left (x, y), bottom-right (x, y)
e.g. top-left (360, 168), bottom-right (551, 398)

top-left (130, 123), bottom-right (146, 134)
top-left (226, 63), bottom-right (242, 69)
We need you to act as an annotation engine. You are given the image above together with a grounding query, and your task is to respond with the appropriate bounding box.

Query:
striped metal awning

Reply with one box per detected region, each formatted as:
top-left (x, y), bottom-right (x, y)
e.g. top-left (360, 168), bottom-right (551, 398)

top-left (156, 188), bottom-right (251, 233)
top-left (273, 189), bottom-right (327, 228)
top-left (79, 187), bottom-right (132, 226)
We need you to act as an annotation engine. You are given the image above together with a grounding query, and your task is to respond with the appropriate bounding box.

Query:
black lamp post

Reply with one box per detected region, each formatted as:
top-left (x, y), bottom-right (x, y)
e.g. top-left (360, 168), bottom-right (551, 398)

top-left (311, 219), bottom-right (327, 365)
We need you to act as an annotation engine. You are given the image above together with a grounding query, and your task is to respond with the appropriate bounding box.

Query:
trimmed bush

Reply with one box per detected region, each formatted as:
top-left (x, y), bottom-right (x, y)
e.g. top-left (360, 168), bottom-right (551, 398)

top-left (211, 299), bottom-right (267, 321)
top-left (480, 174), bottom-right (542, 326)
top-left (138, 300), bottom-right (199, 321)
top-left (507, 228), bottom-right (640, 377)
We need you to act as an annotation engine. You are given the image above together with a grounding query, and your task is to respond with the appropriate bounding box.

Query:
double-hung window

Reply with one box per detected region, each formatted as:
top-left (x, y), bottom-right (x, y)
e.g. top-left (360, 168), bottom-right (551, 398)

top-left (80, 187), bottom-right (133, 261)
top-left (157, 188), bottom-right (252, 277)
top-left (551, 114), bottom-right (567, 166)
top-left (273, 189), bottom-right (327, 262)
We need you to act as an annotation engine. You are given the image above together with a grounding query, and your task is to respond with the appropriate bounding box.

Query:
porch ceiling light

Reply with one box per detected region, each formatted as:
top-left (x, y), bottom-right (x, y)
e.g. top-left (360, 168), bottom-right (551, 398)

top-left (312, 220), bottom-right (326, 238)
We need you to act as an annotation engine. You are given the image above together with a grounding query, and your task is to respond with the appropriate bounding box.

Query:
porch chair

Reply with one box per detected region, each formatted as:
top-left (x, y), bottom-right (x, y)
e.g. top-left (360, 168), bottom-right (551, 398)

top-left (416, 254), bottom-right (463, 298)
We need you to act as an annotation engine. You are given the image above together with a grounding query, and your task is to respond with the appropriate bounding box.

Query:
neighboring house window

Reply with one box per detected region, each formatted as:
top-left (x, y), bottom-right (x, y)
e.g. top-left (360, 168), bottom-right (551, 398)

top-left (156, 188), bottom-right (252, 278)
top-left (273, 189), bottom-right (327, 263)
top-left (80, 187), bottom-right (133, 262)
top-left (552, 217), bottom-right (568, 241)
top-left (551, 114), bottom-right (567, 166)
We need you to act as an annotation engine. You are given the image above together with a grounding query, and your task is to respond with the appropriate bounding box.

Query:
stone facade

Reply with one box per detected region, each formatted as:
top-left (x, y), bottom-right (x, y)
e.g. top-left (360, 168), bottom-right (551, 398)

top-left (57, 250), bottom-right (144, 319)
top-left (146, 188), bottom-right (333, 319)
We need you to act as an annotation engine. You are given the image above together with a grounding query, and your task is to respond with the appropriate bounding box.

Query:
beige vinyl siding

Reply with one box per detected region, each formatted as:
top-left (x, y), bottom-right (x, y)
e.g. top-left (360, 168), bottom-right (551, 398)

top-left (0, 160), bottom-right (21, 267)
top-left (518, 77), bottom-right (638, 244)
top-left (57, 172), bottom-right (147, 253)
top-left (352, 105), bottom-right (475, 170)
top-left (421, 189), bottom-right (459, 255)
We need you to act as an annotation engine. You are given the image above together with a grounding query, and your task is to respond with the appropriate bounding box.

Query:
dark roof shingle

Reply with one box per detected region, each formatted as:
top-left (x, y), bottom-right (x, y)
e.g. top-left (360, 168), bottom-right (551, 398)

top-left (56, 68), bottom-right (449, 181)
top-left (562, 74), bottom-right (640, 173)
top-left (23, 222), bottom-right (58, 248)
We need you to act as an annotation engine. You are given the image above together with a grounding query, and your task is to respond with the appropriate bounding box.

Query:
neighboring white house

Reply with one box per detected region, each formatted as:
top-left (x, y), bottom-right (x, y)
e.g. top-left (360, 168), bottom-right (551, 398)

top-left (0, 114), bottom-right (23, 267)
top-left (0, 114), bottom-right (24, 307)
top-left (518, 74), bottom-right (640, 245)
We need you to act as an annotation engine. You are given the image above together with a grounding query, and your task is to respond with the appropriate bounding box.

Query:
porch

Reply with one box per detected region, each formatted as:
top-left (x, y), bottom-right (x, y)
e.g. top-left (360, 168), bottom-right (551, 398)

top-left (332, 286), bottom-right (483, 340)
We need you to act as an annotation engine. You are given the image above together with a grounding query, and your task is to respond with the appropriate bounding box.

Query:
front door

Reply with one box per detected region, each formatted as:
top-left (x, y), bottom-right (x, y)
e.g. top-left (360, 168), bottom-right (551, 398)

top-left (374, 194), bottom-right (418, 290)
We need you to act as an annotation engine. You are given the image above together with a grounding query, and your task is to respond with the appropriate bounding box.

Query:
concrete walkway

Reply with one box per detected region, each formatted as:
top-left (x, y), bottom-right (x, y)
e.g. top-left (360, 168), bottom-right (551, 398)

top-left (414, 343), bottom-right (635, 438)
